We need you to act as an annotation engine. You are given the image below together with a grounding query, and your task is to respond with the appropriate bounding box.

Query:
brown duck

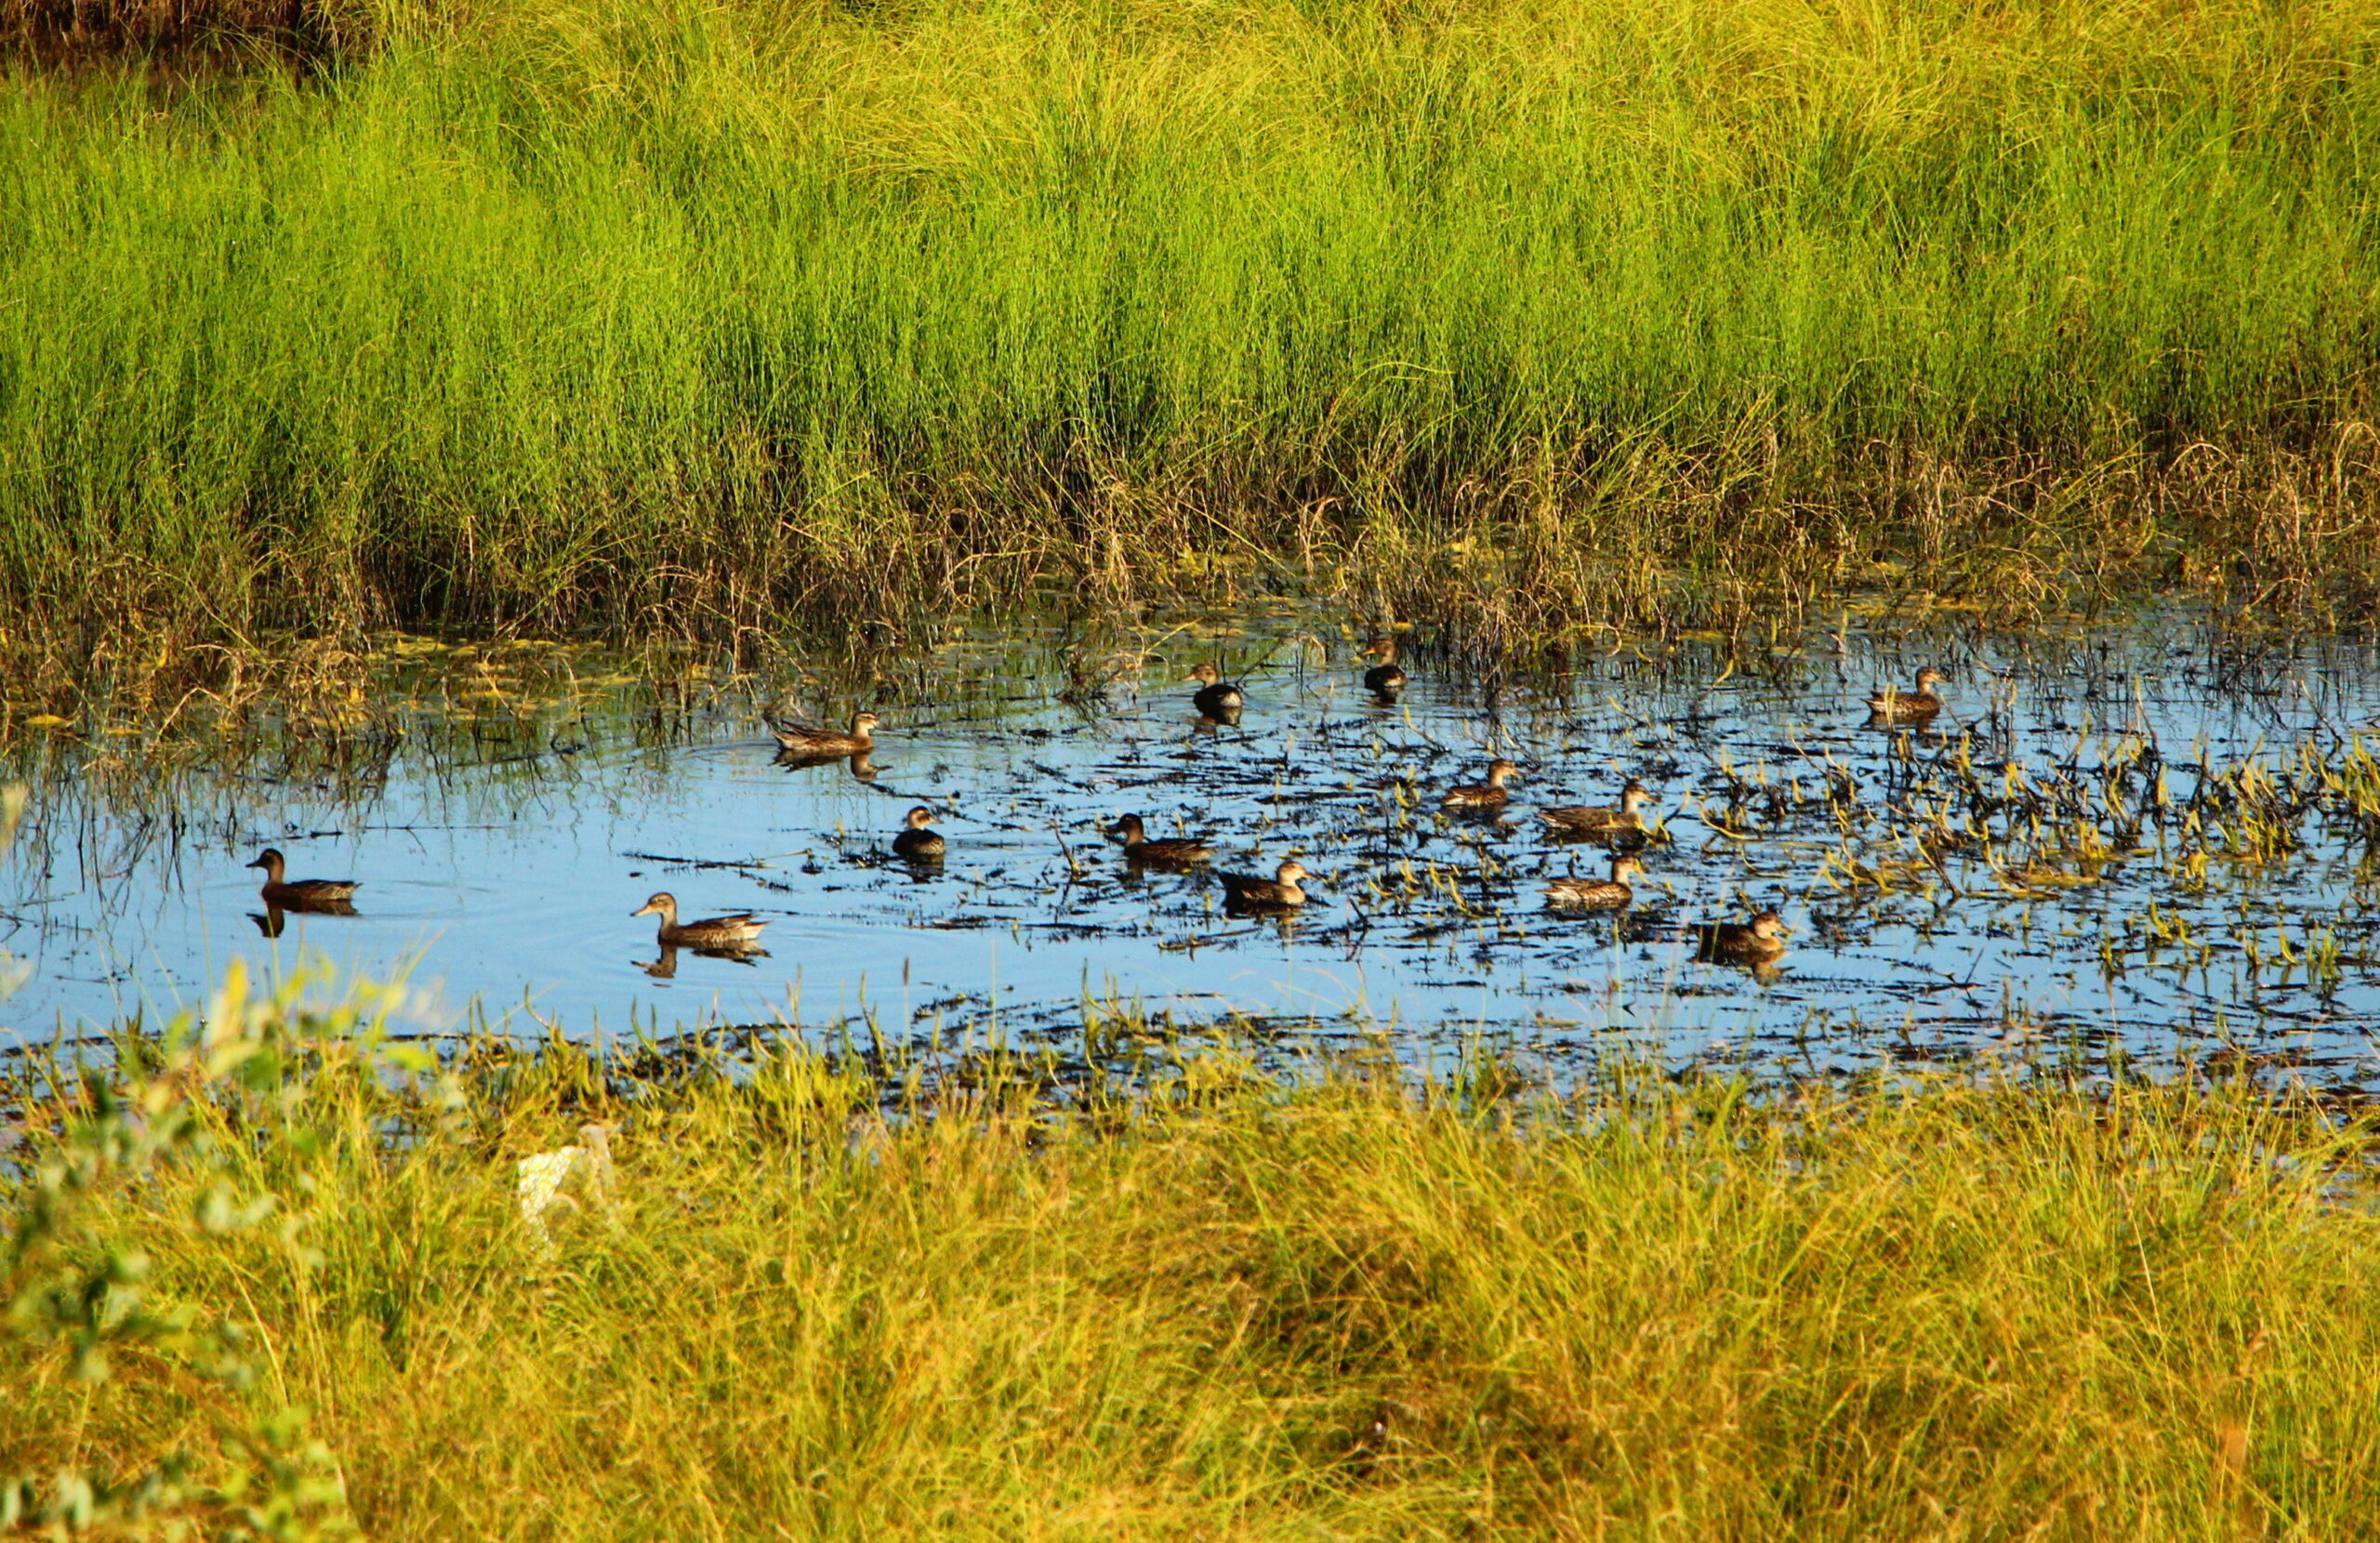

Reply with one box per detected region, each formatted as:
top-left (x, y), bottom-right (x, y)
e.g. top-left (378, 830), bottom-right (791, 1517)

top-left (1220, 859), bottom-right (1311, 910)
top-left (772, 710), bottom-right (879, 756)
top-left (1360, 637), bottom-right (1407, 694)
top-left (1540, 780), bottom-right (1655, 838)
top-left (891, 806), bottom-right (945, 860)
top-left (631, 892), bottom-right (768, 949)
top-left (1866, 668), bottom-right (1950, 722)
top-left (1105, 813), bottom-right (1215, 868)
top-left (1185, 663), bottom-right (1245, 717)
top-left (1442, 758), bottom-right (1522, 809)
top-left (246, 849), bottom-right (359, 906)
top-left (1545, 855), bottom-right (1646, 909)
top-left (1694, 910), bottom-right (1788, 966)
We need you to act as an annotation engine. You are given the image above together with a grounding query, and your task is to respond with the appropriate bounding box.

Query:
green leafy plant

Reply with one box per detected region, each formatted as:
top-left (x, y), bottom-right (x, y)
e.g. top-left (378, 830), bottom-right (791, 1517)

top-left (0, 956), bottom-right (448, 1539)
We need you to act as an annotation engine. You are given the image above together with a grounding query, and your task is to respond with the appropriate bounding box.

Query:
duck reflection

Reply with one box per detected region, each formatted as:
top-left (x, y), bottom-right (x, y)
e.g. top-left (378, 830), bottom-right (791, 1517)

top-left (637, 941), bottom-right (770, 979)
top-left (774, 746), bottom-right (879, 782)
top-left (250, 895), bottom-right (360, 938)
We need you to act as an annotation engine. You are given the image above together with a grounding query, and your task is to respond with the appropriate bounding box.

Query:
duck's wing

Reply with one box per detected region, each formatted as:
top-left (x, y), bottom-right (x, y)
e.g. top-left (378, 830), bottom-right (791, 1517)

top-left (774, 721), bottom-right (855, 746)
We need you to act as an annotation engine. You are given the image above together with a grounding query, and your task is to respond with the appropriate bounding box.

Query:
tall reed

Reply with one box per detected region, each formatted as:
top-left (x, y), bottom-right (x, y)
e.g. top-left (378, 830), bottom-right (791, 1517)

top-left (4, 0), bottom-right (2379, 684)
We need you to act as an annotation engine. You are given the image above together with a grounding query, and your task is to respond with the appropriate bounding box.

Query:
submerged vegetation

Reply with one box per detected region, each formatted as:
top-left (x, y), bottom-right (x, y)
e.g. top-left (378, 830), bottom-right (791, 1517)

top-left (4, 0), bottom-right (2380, 702)
top-left (5, 963), bottom-right (2379, 1539)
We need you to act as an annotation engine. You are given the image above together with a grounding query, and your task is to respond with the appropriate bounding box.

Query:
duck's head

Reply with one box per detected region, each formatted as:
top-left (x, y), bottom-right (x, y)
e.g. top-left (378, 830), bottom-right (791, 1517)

top-left (1185, 662), bottom-right (1225, 685)
top-left (904, 805), bottom-right (935, 829)
top-left (1915, 667), bottom-right (1950, 692)
top-left (1487, 758), bottom-right (1522, 785)
top-left (1750, 909), bottom-right (1788, 940)
top-left (1105, 813), bottom-right (1145, 842)
top-left (631, 892), bottom-right (678, 920)
top-left (1275, 861), bottom-right (1310, 885)
top-left (852, 710), bottom-right (881, 732)
top-left (245, 848), bottom-right (284, 874)
top-left (1620, 780), bottom-right (1653, 809)
top-left (1361, 636), bottom-right (1397, 660)
top-left (1612, 855), bottom-right (1647, 883)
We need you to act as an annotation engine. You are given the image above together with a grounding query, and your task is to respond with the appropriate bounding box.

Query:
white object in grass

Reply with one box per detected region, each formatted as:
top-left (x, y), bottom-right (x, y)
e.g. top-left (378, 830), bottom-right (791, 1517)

top-left (517, 1122), bottom-right (618, 1255)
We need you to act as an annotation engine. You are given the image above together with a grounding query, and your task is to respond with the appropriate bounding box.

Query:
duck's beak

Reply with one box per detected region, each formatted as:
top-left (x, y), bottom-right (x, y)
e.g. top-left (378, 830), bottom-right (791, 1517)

top-left (245, 858), bottom-right (267, 870)
top-left (630, 903), bottom-right (657, 917)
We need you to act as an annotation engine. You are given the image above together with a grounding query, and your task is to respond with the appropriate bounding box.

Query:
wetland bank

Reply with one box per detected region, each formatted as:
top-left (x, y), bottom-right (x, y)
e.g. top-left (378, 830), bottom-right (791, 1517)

top-left (8, 0), bottom-right (2380, 1536)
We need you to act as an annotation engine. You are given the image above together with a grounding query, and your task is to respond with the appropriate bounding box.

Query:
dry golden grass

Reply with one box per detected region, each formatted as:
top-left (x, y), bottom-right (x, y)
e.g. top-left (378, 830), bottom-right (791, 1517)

top-left (6, 964), bottom-right (2378, 1538)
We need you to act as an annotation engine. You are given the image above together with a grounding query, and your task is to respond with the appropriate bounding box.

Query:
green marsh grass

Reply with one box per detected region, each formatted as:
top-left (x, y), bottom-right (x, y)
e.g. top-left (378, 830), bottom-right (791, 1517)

top-left (5, 0), bottom-right (2380, 696)
top-left (6, 962), bottom-right (2380, 1538)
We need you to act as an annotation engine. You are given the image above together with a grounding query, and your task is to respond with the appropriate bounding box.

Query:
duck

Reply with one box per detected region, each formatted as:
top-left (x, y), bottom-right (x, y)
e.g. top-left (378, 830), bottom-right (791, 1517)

top-left (630, 892), bottom-right (768, 949)
top-left (1105, 813), bottom-right (1215, 868)
top-left (1360, 637), bottom-right (1407, 694)
top-left (891, 806), bottom-right (945, 860)
top-left (1442, 758), bottom-right (1522, 809)
top-left (1219, 859), bottom-right (1311, 910)
top-left (1185, 663), bottom-right (1245, 717)
top-left (1540, 780), bottom-right (1655, 838)
top-left (1693, 910), bottom-right (1788, 966)
top-left (771, 710), bottom-right (879, 756)
top-left (245, 849), bottom-right (359, 905)
top-left (1545, 855), bottom-right (1646, 909)
top-left (1866, 668), bottom-right (1950, 722)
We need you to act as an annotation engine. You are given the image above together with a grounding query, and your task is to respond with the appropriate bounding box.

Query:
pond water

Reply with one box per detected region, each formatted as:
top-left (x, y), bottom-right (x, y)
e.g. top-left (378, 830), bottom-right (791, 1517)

top-left (5, 610), bottom-right (2378, 1089)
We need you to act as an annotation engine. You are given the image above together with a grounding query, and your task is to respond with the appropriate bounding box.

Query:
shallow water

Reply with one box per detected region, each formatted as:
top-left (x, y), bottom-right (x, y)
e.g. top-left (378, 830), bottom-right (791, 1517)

top-left (5, 612), bottom-right (2378, 1088)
